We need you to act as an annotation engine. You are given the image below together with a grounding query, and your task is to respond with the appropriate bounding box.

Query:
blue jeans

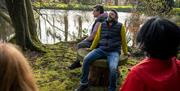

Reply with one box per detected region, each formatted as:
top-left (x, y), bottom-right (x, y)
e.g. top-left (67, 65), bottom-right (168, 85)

top-left (80, 48), bottom-right (120, 91)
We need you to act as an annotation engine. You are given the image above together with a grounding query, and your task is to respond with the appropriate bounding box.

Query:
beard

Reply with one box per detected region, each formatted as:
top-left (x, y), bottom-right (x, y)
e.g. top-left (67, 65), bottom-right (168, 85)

top-left (107, 16), bottom-right (115, 22)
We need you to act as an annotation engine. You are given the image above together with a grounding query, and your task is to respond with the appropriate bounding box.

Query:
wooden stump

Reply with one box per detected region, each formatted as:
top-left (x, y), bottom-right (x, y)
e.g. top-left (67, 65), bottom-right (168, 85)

top-left (77, 48), bottom-right (128, 88)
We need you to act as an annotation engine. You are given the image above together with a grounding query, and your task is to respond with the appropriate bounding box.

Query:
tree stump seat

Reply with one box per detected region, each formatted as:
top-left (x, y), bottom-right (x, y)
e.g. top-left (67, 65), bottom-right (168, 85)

top-left (77, 48), bottom-right (128, 89)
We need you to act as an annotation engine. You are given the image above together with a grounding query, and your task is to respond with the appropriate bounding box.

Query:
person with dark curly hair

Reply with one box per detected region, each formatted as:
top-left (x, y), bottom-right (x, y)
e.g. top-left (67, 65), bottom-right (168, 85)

top-left (120, 17), bottom-right (180, 91)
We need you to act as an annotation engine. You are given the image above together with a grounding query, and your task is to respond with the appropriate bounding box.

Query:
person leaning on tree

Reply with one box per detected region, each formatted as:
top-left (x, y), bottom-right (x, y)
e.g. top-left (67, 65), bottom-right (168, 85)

top-left (68, 4), bottom-right (108, 70)
top-left (75, 9), bottom-right (129, 91)
top-left (120, 17), bottom-right (180, 91)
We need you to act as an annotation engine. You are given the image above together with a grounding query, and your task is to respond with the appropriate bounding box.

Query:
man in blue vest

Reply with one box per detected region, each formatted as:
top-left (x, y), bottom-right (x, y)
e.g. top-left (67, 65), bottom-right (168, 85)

top-left (68, 4), bottom-right (108, 70)
top-left (75, 9), bottom-right (128, 91)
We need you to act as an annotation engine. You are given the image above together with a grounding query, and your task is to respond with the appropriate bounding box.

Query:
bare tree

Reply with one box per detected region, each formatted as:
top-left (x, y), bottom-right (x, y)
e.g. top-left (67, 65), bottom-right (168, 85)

top-left (115, 0), bottom-right (118, 5)
top-left (62, 0), bottom-right (70, 4)
top-left (0, 0), bottom-right (7, 10)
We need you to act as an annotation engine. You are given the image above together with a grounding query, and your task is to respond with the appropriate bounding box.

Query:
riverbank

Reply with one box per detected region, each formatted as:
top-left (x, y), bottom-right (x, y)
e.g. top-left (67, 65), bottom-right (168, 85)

top-left (32, 2), bottom-right (180, 14)
top-left (32, 2), bottom-right (132, 12)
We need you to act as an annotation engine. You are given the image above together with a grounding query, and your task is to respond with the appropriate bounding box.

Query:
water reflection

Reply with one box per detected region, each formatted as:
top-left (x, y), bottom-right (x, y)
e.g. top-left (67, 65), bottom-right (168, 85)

top-left (38, 9), bottom-right (131, 44)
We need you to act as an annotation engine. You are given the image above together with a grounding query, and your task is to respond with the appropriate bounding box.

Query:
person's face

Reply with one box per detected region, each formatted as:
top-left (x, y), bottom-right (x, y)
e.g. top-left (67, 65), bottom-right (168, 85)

top-left (92, 8), bottom-right (100, 17)
top-left (107, 11), bottom-right (116, 22)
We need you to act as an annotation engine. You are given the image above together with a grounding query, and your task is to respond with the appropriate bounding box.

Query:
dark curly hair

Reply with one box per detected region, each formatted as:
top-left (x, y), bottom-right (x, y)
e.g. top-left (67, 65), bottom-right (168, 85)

top-left (93, 4), bottom-right (104, 14)
top-left (137, 17), bottom-right (180, 60)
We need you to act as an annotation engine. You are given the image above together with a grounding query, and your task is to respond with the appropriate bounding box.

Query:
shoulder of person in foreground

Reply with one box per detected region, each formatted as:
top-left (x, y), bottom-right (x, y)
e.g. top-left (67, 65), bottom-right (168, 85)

top-left (175, 57), bottom-right (180, 69)
top-left (120, 64), bottom-right (145, 91)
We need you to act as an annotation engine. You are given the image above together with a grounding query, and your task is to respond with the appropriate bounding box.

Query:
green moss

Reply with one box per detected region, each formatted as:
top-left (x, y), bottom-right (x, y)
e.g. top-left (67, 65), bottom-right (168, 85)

top-left (31, 43), bottom-right (79, 91)
top-left (172, 8), bottom-right (180, 16)
top-left (29, 43), bottom-right (140, 91)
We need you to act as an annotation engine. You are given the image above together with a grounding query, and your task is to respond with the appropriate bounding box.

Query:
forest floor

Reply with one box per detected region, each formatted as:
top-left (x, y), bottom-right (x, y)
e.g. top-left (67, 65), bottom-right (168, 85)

top-left (26, 42), bottom-right (144, 91)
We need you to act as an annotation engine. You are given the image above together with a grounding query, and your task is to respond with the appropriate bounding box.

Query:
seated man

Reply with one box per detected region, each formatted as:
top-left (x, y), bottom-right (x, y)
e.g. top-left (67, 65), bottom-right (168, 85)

top-left (75, 9), bottom-right (128, 91)
top-left (68, 4), bottom-right (108, 69)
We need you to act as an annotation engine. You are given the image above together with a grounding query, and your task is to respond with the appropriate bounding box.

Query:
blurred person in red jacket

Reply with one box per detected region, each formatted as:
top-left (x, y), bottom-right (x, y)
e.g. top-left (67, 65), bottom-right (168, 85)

top-left (120, 17), bottom-right (180, 91)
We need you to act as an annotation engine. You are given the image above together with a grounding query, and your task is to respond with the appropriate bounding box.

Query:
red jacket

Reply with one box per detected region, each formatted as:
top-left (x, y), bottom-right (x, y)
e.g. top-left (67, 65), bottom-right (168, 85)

top-left (120, 57), bottom-right (180, 91)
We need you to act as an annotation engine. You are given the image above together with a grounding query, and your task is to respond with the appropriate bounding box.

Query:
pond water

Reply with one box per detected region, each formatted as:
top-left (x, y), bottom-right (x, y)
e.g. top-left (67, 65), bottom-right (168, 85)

top-left (37, 9), bottom-right (131, 44)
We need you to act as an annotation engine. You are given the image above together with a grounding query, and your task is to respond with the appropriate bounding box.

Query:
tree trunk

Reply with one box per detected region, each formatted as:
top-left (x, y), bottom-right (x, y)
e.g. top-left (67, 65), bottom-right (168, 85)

top-left (0, 10), bottom-right (11, 24)
top-left (63, 0), bottom-right (70, 4)
top-left (0, 0), bottom-right (7, 10)
top-left (82, 0), bottom-right (90, 4)
top-left (64, 14), bottom-right (68, 41)
top-left (78, 16), bottom-right (82, 39)
top-left (5, 0), bottom-right (44, 51)
top-left (115, 0), bottom-right (118, 5)
top-left (124, 0), bottom-right (129, 5)
top-left (77, 48), bottom-right (128, 90)
top-left (77, 0), bottom-right (81, 3)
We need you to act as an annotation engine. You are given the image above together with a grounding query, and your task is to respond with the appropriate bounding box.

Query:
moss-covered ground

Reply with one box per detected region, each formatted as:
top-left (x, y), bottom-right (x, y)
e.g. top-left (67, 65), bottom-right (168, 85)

top-left (26, 42), bottom-right (142, 91)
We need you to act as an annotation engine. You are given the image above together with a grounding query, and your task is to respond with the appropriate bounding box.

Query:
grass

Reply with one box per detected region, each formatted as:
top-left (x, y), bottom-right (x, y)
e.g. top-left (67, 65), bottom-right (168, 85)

top-left (27, 42), bottom-right (180, 91)
top-left (27, 43), bottom-right (140, 91)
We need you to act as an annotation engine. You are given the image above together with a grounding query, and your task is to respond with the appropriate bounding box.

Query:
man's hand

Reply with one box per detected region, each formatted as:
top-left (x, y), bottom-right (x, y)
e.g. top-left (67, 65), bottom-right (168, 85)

top-left (84, 48), bottom-right (91, 51)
